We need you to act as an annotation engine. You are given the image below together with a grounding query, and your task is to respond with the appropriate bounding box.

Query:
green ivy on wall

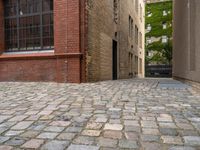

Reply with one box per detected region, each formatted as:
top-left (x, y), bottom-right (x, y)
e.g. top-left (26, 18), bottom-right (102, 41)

top-left (145, 1), bottom-right (173, 65)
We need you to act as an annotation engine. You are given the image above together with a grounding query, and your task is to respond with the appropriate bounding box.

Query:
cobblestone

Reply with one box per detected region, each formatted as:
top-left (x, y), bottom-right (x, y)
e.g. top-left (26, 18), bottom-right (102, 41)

top-left (41, 140), bottom-right (69, 150)
top-left (0, 79), bottom-right (199, 149)
top-left (161, 136), bottom-right (183, 145)
top-left (67, 144), bottom-right (100, 150)
top-left (21, 139), bottom-right (44, 149)
top-left (104, 124), bottom-right (123, 131)
top-left (118, 139), bottom-right (138, 149)
top-left (183, 136), bottom-right (200, 146)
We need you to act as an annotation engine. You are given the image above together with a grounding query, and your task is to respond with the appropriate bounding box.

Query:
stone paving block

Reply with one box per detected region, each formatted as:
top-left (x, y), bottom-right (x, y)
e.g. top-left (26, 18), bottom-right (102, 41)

top-left (21, 139), bottom-right (44, 149)
top-left (57, 133), bottom-right (76, 140)
top-left (20, 130), bottom-right (39, 138)
top-left (189, 118), bottom-right (200, 122)
top-left (0, 122), bottom-right (17, 129)
top-left (73, 136), bottom-right (95, 145)
top-left (141, 142), bottom-right (162, 150)
top-left (95, 117), bottom-right (108, 123)
top-left (5, 130), bottom-right (24, 136)
top-left (160, 128), bottom-right (178, 136)
top-left (0, 145), bottom-right (13, 150)
top-left (104, 124), bottom-right (123, 131)
top-left (67, 144), bottom-right (100, 150)
top-left (142, 128), bottom-right (160, 135)
top-left (86, 123), bottom-right (103, 130)
top-left (82, 130), bottom-right (101, 137)
top-left (178, 130), bottom-right (199, 136)
top-left (0, 136), bottom-right (10, 143)
top-left (159, 122), bottom-right (177, 129)
top-left (0, 115), bottom-right (12, 123)
top-left (141, 121), bottom-right (158, 128)
top-left (97, 137), bottom-right (117, 147)
top-left (103, 131), bottom-right (122, 139)
top-left (44, 126), bottom-right (65, 132)
top-left (38, 111), bottom-right (53, 115)
top-left (125, 132), bottom-right (139, 140)
top-left (176, 123), bottom-right (194, 130)
top-left (141, 117), bottom-right (155, 121)
top-left (41, 140), bottom-right (70, 150)
top-left (37, 132), bottom-right (59, 139)
top-left (157, 117), bottom-right (173, 122)
top-left (28, 122), bottom-right (48, 131)
top-left (5, 137), bottom-right (26, 146)
top-left (11, 121), bottom-right (33, 130)
top-left (124, 120), bottom-right (139, 126)
top-left (9, 115), bottom-right (27, 122)
top-left (26, 115), bottom-right (41, 121)
top-left (183, 136), bottom-right (200, 146)
top-left (40, 115), bottom-right (55, 121)
top-left (141, 135), bottom-right (160, 142)
top-left (118, 139), bottom-right (138, 149)
top-left (161, 136), bottom-right (183, 145)
top-left (50, 121), bottom-right (71, 127)
top-left (25, 111), bottom-right (39, 115)
top-left (0, 128), bottom-right (8, 134)
top-left (169, 146), bottom-right (196, 150)
top-left (65, 126), bottom-right (82, 133)
top-left (101, 148), bottom-right (119, 150)
top-left (124, 125), bottom-right (141, 132)
top-left (109, 119), bottom-right (121, 124)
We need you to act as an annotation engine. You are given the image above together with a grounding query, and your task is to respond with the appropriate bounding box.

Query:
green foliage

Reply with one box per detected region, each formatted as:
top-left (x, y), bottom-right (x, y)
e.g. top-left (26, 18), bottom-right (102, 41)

top-left (147, 40), bottom-right (164, 51)
top-left (145, 1), bottom-right (173, 65)
top-left (162, 41), bottom-right (173, 65)
top-left (146, 40), bottom-right (173, 65)
top-left (146, 26), bottom-right (172, 37)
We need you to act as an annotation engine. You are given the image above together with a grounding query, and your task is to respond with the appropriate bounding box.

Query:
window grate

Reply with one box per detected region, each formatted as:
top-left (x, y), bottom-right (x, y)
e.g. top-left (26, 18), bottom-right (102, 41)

top-left (4, 0), bottom-right (54, 52)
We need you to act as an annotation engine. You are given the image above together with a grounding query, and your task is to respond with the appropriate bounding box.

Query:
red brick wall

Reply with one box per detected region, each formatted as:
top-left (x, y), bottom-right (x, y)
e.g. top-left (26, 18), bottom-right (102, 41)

top-left (0, 58), bottom-right (56, 82)
top-left (0, 0), bottom-right (86, 83)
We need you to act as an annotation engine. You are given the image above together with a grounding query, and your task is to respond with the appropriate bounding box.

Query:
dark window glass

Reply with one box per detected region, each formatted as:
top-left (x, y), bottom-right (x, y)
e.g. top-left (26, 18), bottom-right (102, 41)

top-left (4, 0), bottom-right (54, 52)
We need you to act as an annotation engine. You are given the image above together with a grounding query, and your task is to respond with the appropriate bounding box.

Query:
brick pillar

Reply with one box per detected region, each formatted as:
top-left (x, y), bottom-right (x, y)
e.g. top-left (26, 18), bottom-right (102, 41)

top-left (0, 0), bottom-right (5, 54)
top-left (54, 0), bottom-right (82, 83)
top-left (80, 0), bottom-right (87, 82)
top-left (54, 0), bottom-right (80, 54)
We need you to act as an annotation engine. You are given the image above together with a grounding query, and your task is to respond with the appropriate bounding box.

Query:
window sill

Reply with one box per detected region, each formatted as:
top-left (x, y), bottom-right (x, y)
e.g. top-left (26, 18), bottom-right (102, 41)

top-left (0, 51), bottom-right (83, 60)
top-left (4, 50), bottom-right (54, 55)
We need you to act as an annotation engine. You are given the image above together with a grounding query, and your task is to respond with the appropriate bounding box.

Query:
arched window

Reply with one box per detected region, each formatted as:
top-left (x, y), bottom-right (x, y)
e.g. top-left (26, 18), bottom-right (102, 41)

top-left (4, 0), bottom-right (54, 52)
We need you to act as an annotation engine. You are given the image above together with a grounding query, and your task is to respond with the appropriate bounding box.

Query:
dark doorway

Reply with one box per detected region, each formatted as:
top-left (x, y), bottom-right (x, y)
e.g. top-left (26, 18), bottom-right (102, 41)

top-left (112, 40), bottom-right (118, 80)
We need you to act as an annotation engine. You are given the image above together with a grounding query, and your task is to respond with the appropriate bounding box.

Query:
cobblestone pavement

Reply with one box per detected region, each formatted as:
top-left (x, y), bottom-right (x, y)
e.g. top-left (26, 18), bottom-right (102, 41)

top-left (0, 79), bottom-right (200, 150)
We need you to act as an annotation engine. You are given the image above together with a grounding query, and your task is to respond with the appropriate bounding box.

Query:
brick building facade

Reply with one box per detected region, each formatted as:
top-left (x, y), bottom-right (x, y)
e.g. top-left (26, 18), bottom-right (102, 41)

top-left (85, 0), bottom-right (145, 82)
top-left (0, 0), bottom-right (145, 83)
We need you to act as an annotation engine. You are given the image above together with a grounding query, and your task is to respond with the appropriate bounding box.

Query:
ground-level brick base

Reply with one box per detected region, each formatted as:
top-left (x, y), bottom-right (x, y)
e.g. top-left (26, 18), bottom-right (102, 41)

top-left (0, 53), bottom-right (82, 83)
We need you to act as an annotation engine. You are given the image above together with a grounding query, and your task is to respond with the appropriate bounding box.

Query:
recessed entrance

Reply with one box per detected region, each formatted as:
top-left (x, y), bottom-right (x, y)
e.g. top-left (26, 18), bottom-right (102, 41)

top-left (112, 40), bottom-right (118, 80)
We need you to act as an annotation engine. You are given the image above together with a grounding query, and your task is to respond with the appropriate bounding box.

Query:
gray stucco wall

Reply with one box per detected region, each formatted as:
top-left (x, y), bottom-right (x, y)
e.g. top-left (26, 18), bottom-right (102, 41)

top-left (173, 0), bottom-right (200, 83)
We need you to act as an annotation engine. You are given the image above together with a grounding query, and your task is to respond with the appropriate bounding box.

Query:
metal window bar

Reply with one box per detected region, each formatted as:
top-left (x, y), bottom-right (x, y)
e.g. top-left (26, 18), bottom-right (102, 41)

top-left (4, 0), bottom-right (54, 52)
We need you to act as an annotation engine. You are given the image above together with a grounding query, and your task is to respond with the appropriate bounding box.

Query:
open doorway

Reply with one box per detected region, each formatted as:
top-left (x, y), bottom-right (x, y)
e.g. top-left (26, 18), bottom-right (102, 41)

top-left (112, 40), bottom-right (118, 80)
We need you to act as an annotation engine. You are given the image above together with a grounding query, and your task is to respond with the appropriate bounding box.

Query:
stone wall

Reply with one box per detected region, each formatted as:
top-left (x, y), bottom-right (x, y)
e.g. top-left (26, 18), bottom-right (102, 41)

top-left (173, 0), bottom-right (200, 83)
